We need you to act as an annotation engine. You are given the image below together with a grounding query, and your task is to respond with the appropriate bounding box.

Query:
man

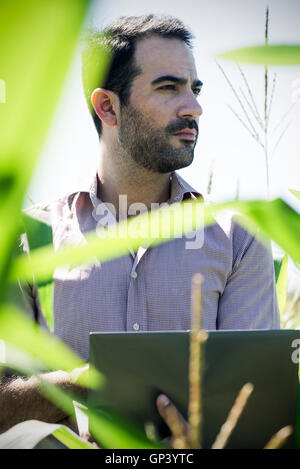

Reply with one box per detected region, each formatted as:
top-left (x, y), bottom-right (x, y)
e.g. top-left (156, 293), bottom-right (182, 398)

top-left (0, 15), bottom-right (280, 439)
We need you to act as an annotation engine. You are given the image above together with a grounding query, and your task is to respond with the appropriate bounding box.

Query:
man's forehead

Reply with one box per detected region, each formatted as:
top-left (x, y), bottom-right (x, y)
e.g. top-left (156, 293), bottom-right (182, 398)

top-left (134, 35), bottom-right (198, 81)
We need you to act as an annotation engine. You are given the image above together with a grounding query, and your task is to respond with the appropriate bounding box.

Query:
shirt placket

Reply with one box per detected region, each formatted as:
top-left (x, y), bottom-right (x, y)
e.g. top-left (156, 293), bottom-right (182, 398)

top-left (90, 194), bottom-right (149, 332)
top-left (126, 245), bottom-right (149, 332)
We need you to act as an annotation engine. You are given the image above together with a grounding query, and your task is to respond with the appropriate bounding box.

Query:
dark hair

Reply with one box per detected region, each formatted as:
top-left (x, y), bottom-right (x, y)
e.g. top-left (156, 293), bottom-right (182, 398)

top-left (81, 15), bottom-right (194, 138)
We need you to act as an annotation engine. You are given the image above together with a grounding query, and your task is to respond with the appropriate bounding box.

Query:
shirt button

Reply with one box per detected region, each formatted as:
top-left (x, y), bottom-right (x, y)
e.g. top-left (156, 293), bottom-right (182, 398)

top-left (131, 271), bottom-right (138, 279)
top-left (133, 322), bottom-right (140, 331)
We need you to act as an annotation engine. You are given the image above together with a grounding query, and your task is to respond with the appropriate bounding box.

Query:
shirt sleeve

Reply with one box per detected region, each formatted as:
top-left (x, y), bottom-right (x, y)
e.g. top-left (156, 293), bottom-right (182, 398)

top-left (217, 223), bottom-right (280, 330)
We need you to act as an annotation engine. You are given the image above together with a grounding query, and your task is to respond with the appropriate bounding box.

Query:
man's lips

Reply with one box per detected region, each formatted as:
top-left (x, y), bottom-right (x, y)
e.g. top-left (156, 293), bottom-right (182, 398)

top-left (173, 129), bottom-right (196, 140)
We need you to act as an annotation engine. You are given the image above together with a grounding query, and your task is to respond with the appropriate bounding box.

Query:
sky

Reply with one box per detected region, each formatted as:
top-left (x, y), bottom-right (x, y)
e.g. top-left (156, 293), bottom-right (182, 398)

top-left (26, 0), bottom-right (300, 285)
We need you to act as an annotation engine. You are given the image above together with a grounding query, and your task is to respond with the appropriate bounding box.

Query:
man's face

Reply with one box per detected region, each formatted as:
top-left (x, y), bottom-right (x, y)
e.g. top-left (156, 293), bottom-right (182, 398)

top-left (118, 36), bottom-right (203, 173)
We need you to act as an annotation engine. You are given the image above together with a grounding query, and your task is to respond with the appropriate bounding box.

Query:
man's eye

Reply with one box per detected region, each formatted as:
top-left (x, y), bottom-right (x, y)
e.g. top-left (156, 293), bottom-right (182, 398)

top-left (158, 85), bottom-right (176, 91)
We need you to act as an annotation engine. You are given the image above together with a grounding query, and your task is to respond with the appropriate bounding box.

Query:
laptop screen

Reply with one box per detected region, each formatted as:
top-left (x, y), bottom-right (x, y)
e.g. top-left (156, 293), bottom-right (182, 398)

top-left (89, 330), bottom-right (299, 449)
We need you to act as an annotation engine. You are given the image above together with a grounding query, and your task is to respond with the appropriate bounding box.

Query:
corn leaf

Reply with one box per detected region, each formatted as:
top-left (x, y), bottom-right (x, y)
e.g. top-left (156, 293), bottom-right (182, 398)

top-left (10, 198), bottom-right (300, 286)
top-left (11, 199), bottom-right (217, 283)
top-left (217, 45), bottom-right (300, 65)
top-left (52, 426), bottom-right (96, 449)
top-left (0, 0), bottom-right (90, 299)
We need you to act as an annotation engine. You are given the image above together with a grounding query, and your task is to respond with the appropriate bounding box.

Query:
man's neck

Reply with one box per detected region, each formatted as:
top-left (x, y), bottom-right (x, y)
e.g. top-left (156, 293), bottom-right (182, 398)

top-left (97, 143), bottom-right (171, 220)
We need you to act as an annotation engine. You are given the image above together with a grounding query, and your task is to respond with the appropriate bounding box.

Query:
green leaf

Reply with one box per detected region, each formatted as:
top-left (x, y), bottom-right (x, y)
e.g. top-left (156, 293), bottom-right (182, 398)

top-left (276, 254), bottom-right (289, 318)
top-left (0, 0), bottom-right (90, 298)
top-left (0, 0), bottom-right (89, 167)
top-left (37, 282), bottom-right (54, 331)
top-left (11, 199), bottom-right (217, 283)
top-left (52, 426), bottom-right (97, 449)
top-left (274, 259), bottom-right (283, 284)
top-left (217, 45), bottom-right (300, 65)
top-left (20, 214), bottom-right (53, 252)
top-left (232, 199), bottom-right (300, 264)
top-left (10, 198), bottom-right (300, 286)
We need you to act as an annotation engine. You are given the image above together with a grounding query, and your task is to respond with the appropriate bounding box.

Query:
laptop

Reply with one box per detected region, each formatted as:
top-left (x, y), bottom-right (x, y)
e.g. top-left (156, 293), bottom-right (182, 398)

top-left (88, 330), bottom-right (300, 449)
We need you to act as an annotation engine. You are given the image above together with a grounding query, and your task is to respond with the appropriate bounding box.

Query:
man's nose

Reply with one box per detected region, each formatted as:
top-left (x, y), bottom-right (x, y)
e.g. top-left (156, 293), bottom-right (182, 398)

top-left (177, 91), bottom-right (203, 120)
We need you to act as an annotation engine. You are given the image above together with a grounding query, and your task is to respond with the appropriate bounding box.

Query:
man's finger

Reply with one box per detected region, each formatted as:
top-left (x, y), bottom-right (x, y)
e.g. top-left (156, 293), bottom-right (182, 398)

top-left (156, 394), bottom-right (190, 448)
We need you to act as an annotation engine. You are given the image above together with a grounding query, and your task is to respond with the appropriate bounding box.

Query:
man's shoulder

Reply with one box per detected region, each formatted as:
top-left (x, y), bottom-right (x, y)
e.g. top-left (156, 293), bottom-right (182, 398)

top-left (211, 207), bottom-right (274, 276)
top-left (23, 173), bottom-right (97, 225)
top-left (204, 202), bottom-right (269, 268)
top-left (212, 207), bottom-right (254, 240)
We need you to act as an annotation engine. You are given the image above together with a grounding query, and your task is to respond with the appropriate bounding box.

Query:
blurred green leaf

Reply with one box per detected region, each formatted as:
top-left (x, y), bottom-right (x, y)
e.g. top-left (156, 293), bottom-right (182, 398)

top-left (52, 425), bottom-right (96, 449)
top-left (233, 199), bottom-right (300, 264)
top-left (0, 0), bottom-right (90, 299)
top-left (20, 214), bottom-right (53, 252)
top-left (11, 200), bottom-right (216, 283)
top-left (37, 282), bottom-right (54, 331)
top-left (0, 0), bottom-right (89, 168)
top-left (10, 198), bottom-right (300, 286)
top-left (276, 254), bottom-right (289, 318)
top-left (217, 45), bottom-right (300, 65)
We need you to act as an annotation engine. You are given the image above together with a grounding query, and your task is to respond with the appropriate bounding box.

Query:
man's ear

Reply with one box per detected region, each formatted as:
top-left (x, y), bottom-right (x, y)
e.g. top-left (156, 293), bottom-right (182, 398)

top-left (91, 88), bottom-right (118, 127)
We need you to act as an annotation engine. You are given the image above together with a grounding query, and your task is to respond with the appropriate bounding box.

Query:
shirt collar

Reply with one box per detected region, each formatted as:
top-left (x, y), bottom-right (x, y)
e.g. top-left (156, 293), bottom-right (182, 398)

top-left (169, 172), bottom-right (202, 203)
top-left (67, 171), bottom-right (203, 212)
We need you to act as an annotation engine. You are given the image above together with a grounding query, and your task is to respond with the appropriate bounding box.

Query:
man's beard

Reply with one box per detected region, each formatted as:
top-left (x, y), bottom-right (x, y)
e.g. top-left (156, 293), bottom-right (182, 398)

top-left (118, 102), bottom-right (198, 173)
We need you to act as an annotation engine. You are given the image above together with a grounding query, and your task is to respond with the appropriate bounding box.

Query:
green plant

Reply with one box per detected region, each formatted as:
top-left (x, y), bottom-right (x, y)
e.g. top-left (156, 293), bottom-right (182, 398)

top-left (217, 7), bottom-right (296, 197)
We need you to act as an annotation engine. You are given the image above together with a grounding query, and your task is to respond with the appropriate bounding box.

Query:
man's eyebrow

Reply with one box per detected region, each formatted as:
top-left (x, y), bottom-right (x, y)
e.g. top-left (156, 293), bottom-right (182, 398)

top-left (151, 75), bottom-right (203, 88)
